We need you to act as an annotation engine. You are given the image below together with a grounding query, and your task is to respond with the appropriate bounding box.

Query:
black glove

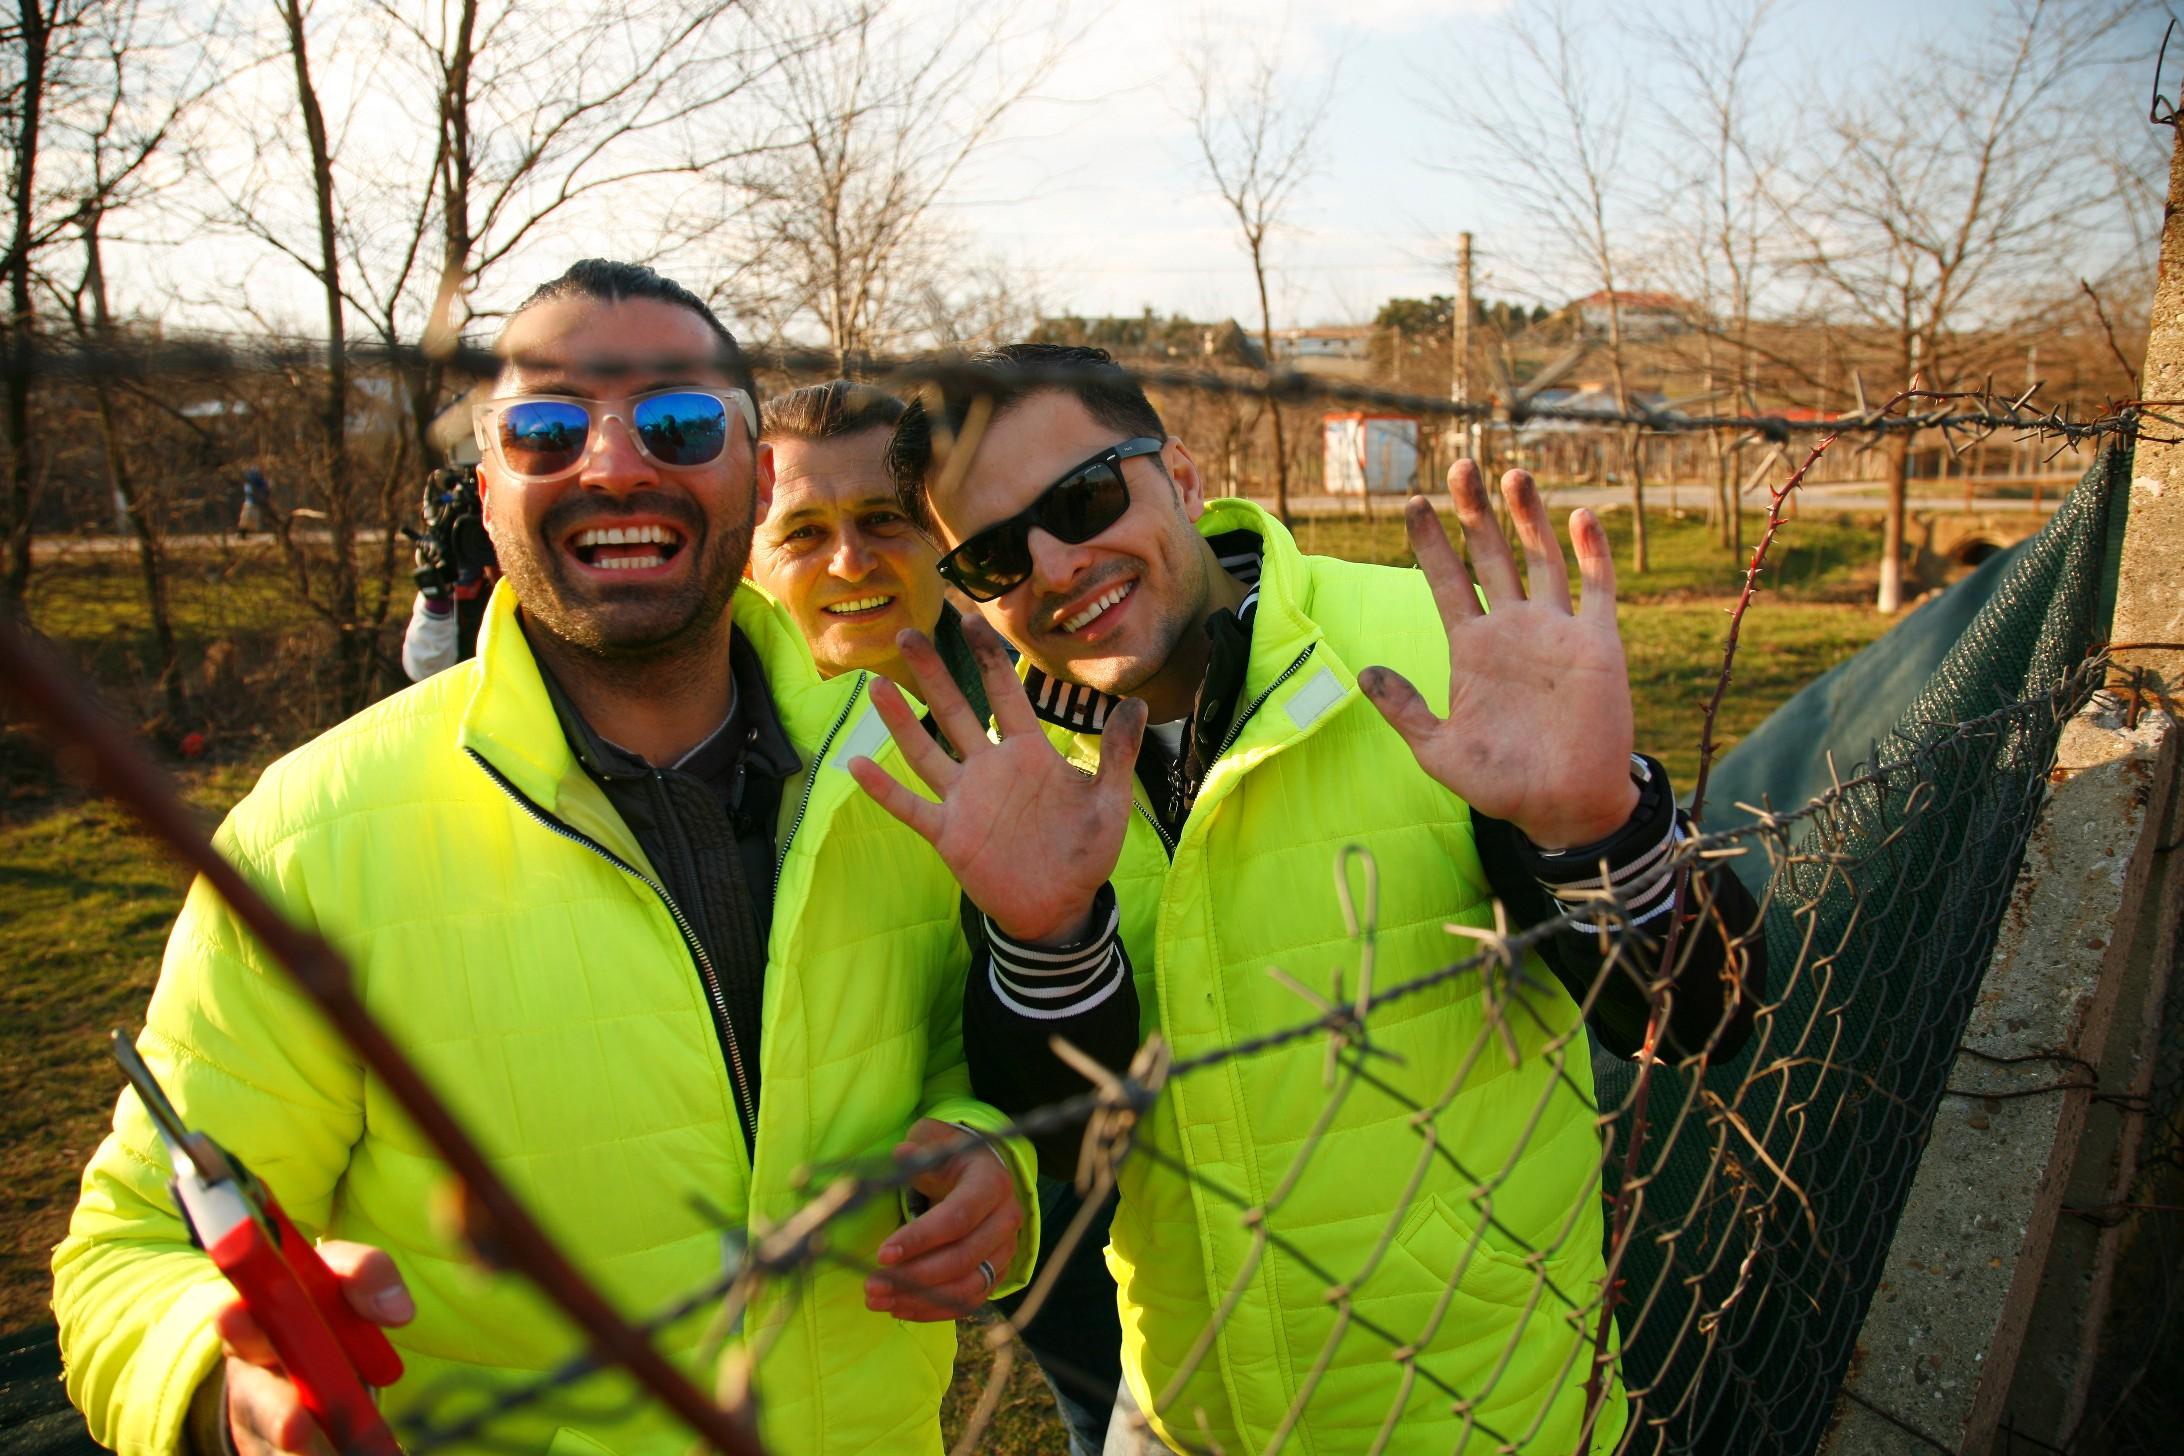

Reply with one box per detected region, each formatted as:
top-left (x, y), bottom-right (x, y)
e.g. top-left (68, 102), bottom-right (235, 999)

top-left (411, 525), bottom-right (453, 601)
top-left (413, 466), bottom-right (493, 597)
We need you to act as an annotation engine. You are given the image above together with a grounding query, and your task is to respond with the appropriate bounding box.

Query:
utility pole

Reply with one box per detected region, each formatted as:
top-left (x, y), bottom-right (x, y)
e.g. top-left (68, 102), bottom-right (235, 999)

top-left (1451, 231), bottom-right (1482, 469)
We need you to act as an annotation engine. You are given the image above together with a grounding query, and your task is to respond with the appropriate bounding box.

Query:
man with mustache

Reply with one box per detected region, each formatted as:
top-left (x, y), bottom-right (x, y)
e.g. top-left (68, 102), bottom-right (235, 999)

top-left (53, 262), bottom-right (1049, 1455)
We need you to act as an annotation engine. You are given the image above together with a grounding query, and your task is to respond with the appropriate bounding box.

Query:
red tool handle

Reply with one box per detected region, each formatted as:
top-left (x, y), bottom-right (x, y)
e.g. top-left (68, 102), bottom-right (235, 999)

top-left (206, 1217), bottom-right (403, 1456)
top-left (259, 1197), bottom-right (406, 1388)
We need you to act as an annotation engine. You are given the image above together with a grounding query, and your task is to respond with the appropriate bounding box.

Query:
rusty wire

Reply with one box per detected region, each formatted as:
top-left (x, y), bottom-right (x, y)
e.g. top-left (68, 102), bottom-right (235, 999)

top-left (0, 327), bottom-right (2158, 448)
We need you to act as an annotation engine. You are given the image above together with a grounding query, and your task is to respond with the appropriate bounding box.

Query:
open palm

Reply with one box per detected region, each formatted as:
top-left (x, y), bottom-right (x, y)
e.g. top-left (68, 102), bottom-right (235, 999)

top-left (848, 618), bottom-right (1145, 945)
top-left (1358, 461), bottom-right (1640, 850)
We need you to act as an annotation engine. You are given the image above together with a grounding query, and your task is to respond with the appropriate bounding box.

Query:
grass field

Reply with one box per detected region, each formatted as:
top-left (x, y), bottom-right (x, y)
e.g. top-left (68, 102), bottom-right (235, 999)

top-left (0, 508), bottom-right (1916, 1440)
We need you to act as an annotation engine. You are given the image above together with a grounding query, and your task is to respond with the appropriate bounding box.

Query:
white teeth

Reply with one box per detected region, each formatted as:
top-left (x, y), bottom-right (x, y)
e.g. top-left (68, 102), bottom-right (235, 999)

top-left (1061, 582), bottom-right (1131, 632)
top-left (575, 524), bottom-right (678, 549)
top-left (595, 553), bottom-right (665, 570)
top-left (823, 595), bottom-right (893, 614)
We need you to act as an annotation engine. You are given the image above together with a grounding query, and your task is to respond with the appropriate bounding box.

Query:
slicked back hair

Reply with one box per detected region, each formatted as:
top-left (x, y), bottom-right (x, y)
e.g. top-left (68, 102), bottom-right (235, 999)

top-left (504, 259), bottom-right (761, 418)
top-left (762, 379), bottom-right (905, 443)
top-left (886, 343), bottom-right (1168, 533)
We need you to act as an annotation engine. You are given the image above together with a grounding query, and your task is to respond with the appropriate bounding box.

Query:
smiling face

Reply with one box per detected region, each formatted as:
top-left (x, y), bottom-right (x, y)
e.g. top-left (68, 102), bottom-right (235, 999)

top-left (928, 390), bottom-right (1218, 712)
top-left (752, 427), bottom-right (945, 678)
top-left (477, 294), bottom-right (768, 665)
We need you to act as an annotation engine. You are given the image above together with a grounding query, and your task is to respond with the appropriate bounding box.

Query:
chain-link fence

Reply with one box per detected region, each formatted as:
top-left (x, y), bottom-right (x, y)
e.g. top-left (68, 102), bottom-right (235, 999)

top-left (374, 449), bottom-right (2125, 1454)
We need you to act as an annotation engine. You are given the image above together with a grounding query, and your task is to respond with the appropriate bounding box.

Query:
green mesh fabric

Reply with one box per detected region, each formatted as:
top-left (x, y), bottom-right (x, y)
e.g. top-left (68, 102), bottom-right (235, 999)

top-left (1595, 445), bottom-right (2134, 1454)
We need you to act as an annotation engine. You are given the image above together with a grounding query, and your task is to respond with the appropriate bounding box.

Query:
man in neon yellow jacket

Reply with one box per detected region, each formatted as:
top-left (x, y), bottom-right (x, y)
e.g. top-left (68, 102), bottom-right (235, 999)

top-left (853, 346), bottom-right (1760, 1453)
top-left (51, 263), bottom-right (1077, 1455)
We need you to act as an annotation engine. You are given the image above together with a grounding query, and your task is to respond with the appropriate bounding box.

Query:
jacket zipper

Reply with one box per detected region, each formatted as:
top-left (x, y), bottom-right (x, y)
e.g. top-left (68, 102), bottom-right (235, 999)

top-left (468, 749), bottom-right (759, 1151)
top-left (1129, 642), bottom-right (1318, 862)
top-left (777, 675), bottom-right (865, 883)
top-left (1211, 642), bottom-right (1316, 763)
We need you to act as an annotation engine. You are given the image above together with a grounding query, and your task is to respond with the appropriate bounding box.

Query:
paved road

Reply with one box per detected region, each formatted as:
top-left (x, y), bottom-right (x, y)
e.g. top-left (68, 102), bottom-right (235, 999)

top-left (1277, 481), bottom-right (2064, 518)
top-left (30, 528), bottom-right (391, 561)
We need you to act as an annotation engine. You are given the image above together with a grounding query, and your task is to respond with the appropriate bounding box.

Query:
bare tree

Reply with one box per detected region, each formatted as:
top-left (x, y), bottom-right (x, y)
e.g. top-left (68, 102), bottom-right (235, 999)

top-left (45, 0), bottom-right (215, 727)
top-left (267, 0), bottom-right (379, 709)
top-left (1434, 0), bottom-right (1655, 570)
top-left (1647, 0), bottom-right (1784, 560)
top-left (1186, 20), bottom-right (1335, 527)
top-left (1781, 0), bottom-right (2150, 611)
top-left (724, 1), bottom-right (1066, 369)
top-left (196, 0), bottom-right (785, 714)
top-left (1, 0), bottom-right (216, 611)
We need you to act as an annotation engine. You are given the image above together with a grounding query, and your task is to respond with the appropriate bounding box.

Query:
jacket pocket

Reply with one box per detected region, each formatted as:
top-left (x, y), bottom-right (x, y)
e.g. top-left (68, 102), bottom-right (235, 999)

top-left (1390, 1190), bottom-right (1563, 1312)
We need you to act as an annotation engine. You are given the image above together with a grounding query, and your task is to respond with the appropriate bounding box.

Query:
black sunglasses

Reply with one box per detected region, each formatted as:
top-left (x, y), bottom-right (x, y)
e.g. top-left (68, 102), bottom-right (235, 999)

top-left (935, 437), bottom-right (1165, 601)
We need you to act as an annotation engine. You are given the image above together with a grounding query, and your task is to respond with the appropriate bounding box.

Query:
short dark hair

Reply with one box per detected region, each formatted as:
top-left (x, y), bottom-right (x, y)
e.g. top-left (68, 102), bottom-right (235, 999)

top-left (886, 343), bottom-right (1167, 532)
top-left (762, 379), bottom-right (905, 443)
top-left (505, 259), bottom-right (761, 420)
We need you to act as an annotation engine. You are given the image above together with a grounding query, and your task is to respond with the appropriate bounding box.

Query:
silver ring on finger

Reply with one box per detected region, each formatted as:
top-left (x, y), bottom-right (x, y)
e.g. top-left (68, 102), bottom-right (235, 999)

top-left (977, 1258), bottom-right (997, 1297)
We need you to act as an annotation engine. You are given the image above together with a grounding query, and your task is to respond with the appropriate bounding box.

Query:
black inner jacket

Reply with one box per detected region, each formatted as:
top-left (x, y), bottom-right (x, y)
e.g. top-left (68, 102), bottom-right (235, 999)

top-left (537, 629), bottom-right (802, 1147)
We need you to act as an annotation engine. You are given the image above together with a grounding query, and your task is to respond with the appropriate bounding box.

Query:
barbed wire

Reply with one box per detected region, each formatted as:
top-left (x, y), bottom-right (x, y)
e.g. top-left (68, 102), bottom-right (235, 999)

top-left (0, 327), bottom-right (2162, 448)
top-left (1, 338), bottom-right (2145, 1453)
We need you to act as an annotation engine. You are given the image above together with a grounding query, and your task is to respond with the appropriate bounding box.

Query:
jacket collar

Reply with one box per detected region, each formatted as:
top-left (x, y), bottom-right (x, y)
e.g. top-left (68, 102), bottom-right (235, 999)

top-left (460, 578), bottom-right (866, 825)
top-left (535, 626), bottom-right (802, 789)
top-left (1025, 497), bottom-right (1338, 740)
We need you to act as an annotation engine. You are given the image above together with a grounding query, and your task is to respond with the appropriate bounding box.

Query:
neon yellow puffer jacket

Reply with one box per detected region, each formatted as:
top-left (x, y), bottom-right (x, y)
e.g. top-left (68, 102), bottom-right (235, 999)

top-left (1043, 500), bottom-right (1622, 1454)
top-left (52, 581), bottom-right (1036, 1455)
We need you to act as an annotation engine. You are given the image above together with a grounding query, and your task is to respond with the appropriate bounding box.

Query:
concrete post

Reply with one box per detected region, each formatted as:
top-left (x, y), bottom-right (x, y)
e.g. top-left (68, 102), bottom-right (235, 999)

top-left (1451, 232), bottom-right (1480, 468)
top-left (1821, 106), bottom-right (2184, 1456)
top-left (2111, 102), bottom-right (2184, 698)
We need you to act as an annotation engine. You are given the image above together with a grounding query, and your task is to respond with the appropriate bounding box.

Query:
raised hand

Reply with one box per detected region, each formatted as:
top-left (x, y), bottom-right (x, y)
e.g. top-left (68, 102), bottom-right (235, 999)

top-left (1358, 461), bottom-right (1640, 849)
top-left (846, 616), bottom-right (1147, 945)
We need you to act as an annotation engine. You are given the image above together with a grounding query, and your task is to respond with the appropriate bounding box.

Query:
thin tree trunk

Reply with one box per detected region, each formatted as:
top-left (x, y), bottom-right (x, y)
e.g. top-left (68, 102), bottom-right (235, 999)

top-left (3, 0), bottom-right (50, 612)
top-left (83, 213), bottom-right (183, 727)
top-left (1878, 433), bottom-right (1909, 612)
top-left (1728, 438), bottom-right (1744, 561)
top-left (1601, 297), bottom-right (1647, 573)
top-left (279, 0), bottom-right (368, 713)
top-left (1251, 240), bottom-right (1289, 525)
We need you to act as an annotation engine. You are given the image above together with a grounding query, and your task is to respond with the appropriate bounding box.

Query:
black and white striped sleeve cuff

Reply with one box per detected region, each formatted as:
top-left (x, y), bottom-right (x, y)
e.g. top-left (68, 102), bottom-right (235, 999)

top-left (1521, 754), bottom-right (1685, 933)
top-left (982, 883), bottom-right (1128, 1022)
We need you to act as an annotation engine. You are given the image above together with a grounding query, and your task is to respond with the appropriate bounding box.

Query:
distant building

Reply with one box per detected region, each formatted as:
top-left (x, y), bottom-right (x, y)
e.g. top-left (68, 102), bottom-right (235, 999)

top-left (1272, 324), bottom-right (1374, 375)
top-left (429, 387), bottom-right (484, 465)
top-left (1323, 412), bottom-right (1419, 495)
top-left (1518, 385), bottom-right (1679, 431)
top-left (1565, 291), bottom-right (1692, 340)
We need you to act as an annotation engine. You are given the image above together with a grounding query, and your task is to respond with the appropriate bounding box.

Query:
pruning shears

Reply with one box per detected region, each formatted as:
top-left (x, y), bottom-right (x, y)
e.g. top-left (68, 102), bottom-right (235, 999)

top-left (110, 1031), bottom-right (404, 1455)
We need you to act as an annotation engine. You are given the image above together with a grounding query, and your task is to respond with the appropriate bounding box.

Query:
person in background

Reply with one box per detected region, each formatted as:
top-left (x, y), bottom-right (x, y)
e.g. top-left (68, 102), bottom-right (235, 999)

top-left (750, 377), bottom-right (1122, 1456)
top-left (400, 463), bottom-right (499, 681)
top-left (235, 468), bottom-right (269, 536)
top-left (753, 380), bottom-right (989, 721)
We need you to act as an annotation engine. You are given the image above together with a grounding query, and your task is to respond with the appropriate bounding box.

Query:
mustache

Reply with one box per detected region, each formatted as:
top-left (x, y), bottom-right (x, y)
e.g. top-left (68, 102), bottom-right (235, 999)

top-left (540, 490), bottom-right (707, 542)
